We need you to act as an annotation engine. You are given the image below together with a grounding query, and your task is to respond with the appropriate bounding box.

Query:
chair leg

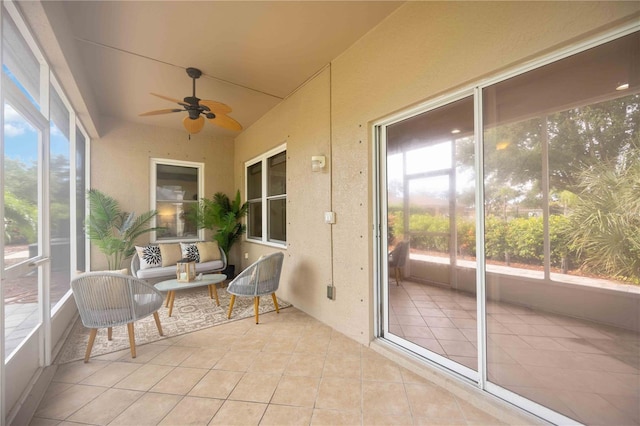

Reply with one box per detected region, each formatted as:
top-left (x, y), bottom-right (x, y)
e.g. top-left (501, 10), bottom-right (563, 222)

top-left (254, 296), bottom-right (260, 324)
top-left (107, 327), bottom-right (113, 340)
top-left (271, 293), bottom-right (280, 313)
top-left (153, 311), bottom-right (163, 336)
top-left (227, 294), bottom-right (236, 319)
top-left (127, 323), bottom-right (136, 359)
top-left (395, 267), bottom-right (400, 286)
top-left (84, 328), bottom-right (98, 363)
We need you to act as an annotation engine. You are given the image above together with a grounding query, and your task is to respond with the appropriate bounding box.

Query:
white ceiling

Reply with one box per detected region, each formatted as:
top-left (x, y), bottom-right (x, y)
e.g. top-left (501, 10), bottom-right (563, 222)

top-left (57, 1), bottom-right (402, 138)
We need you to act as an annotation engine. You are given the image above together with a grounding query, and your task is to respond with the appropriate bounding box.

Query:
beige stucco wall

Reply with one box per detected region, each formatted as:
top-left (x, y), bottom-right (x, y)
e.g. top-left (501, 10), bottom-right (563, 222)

top-left (233, 2), bottom-right (640, 343)
top-left (90, 118), bottom-right (235, 270)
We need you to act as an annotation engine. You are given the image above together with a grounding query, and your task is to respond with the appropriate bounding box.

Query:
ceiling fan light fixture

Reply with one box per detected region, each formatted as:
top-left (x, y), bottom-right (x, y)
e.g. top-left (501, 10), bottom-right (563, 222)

top-left (183, 115), bottom-right (205, 134)
top-left (141, 67), bottom-right (242, 133)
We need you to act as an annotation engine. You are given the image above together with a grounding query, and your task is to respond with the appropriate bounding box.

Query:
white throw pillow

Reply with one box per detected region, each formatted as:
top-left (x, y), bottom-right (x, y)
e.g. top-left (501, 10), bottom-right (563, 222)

top-left (135, 245), bottom-right (162, 269)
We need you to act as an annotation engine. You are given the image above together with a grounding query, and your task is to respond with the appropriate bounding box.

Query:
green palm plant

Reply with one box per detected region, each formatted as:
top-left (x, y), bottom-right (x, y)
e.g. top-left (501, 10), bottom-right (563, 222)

top-left (565, 155), bottom-right (640, 283)
top-left (192, 190), bottom-right (248, 258)
top-left (86, 189), bottom-right (162, 270)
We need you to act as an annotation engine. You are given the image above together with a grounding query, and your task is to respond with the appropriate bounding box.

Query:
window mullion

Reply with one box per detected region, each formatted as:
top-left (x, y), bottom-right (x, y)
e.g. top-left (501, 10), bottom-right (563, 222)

top-left (261, 158), bottom-right (268, 243)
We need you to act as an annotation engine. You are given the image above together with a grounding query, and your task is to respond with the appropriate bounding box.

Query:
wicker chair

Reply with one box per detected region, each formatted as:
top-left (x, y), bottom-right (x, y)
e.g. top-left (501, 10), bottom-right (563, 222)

top-left (71, 271), bottom-right (164, 362)
top-left (227, 252), bottom-right (284, 324)
top-left (388, 240), bottom-right (409, 286)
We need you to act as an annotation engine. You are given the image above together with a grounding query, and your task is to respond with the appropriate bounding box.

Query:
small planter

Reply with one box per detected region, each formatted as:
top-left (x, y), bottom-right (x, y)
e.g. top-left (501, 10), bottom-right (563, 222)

top-left (222, 264), bottom-right (235, 280)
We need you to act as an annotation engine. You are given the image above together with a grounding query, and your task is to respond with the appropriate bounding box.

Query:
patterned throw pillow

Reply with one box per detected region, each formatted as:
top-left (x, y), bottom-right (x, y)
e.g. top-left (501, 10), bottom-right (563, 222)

top-left (180, 242), bottom-right (200, 263)
top-left (135, 245), bottom-right (162, 270)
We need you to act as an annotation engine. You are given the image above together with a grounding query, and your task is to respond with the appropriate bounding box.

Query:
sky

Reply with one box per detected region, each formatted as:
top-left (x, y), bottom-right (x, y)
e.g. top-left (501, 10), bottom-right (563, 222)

top-left (3, 68), bottom-right (70, 165)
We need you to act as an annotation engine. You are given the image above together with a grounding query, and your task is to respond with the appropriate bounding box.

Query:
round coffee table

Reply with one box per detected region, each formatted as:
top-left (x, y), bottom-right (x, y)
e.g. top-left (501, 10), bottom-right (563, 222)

top-left (154, 274), bottom-right (227, 317)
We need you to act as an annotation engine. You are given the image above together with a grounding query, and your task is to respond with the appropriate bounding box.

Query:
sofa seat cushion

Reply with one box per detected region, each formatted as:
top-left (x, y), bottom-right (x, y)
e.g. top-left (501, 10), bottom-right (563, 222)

top-left (134, 259), bottom-right (224, 280)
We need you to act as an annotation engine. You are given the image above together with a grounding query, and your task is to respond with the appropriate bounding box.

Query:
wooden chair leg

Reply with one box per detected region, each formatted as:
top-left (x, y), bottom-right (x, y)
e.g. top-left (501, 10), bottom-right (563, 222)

top-left (271, 293), bottom-right (280, 313)
top-left (153, 311), bottom-right (163, 336)
top-left (84, 328), bottom-right (98, 363)
top-left (227, 294), bottom-right (236, 319)
top-left (107, 327), bottom-right (113, 340)
top-left (127, 323), bottom-right (136, 359)
top-left (254, 296), bottom-right (260, 324)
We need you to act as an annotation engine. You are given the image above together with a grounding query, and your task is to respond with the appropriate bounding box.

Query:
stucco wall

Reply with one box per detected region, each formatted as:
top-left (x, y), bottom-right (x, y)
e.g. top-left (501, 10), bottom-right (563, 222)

top-left (233, 2), bottom-right (640, 343)
top-left (90, 118), bottom-right (235, 270)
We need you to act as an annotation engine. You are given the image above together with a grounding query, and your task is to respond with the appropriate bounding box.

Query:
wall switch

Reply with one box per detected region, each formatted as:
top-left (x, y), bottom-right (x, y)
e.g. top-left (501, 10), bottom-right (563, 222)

top-left (244, 252), bottom-right (249, 259)
top-left (324, 211), bottom-right (336, 224)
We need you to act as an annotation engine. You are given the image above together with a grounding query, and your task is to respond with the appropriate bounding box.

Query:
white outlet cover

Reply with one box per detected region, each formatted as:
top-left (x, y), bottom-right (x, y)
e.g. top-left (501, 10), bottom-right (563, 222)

top-left (324, 211), bottom-right (336, 224)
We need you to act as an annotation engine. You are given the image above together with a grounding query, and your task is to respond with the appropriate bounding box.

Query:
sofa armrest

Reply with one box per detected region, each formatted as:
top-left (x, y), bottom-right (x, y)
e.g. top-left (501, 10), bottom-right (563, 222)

top-left (131, 254), bottom-right (141, 277)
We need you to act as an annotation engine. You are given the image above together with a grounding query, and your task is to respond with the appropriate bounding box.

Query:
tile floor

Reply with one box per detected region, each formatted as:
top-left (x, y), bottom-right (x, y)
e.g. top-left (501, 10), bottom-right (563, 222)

top-left (29, 307), bottom-right (526, 426)
top-left (389, 280), bottom-right (640, 426)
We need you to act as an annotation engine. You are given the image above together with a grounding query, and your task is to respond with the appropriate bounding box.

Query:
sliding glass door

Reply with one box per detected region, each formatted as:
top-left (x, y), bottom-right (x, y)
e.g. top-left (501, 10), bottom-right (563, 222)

top-left (481, 31), bottom-right (640, 425)
top-left (382, 95), bottom-right (478, 378)
top-left (377, 29), bottom-right (639, 425)
top-left (1, 4), bottom-right (90, 421)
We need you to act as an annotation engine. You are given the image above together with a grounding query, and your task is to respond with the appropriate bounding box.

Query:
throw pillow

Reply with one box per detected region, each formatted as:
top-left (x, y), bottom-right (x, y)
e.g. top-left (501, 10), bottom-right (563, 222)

top-left (180, 242), bottom-right (200, 263)
top-left (196, 241), bottom-right (222, 262)
top-left (135, 245), bottom-right (162, 270)
top-left (159, 243), bottom-right (182, 267)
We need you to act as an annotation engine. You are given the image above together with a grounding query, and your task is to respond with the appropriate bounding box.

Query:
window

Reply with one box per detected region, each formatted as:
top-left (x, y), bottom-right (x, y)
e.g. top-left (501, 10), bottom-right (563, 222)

top-left (245, 145), bottom-right (287, 246)
top-left (150, 158), bottom-right (204, 242)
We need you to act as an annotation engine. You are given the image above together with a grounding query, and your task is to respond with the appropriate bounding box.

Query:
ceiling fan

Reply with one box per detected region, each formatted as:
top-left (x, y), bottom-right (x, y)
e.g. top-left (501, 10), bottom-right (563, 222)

top-left (140, 67), bottom-right (242, 134)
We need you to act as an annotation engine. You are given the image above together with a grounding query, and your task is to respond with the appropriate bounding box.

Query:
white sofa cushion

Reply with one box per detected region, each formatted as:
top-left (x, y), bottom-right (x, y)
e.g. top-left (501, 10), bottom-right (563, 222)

top-left (134, 259), bottom-right (224, 280)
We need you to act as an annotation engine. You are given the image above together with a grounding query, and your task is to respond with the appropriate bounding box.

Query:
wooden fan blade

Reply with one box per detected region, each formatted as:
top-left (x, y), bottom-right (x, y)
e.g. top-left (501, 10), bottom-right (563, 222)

top-left (150, 92), bottom-right (189, 107)
top-left (139, 108), bottom-right (183, 116)
top-left (208, 113), bottom-right (242, 131)
top-left (199, 99), bottom-right (232, 114)
top-left (183, 115), bottom-right (205, 134)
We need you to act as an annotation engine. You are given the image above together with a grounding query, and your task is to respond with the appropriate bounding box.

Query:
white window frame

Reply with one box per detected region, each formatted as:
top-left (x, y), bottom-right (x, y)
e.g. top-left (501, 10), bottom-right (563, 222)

top-left (244, 143), bottom-right (287, 248)
top-left (150, 158), bottom-right (204, 243)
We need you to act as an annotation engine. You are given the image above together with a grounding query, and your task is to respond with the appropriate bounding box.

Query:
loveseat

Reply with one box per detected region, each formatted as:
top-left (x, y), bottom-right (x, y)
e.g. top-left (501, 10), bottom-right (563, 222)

top-left (131, 241), bottom-right (226, 281)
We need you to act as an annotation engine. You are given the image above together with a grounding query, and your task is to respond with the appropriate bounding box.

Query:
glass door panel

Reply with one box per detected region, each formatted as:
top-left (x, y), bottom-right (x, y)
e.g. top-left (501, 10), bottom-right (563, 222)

top-left (3, 101), bottom-right (42, 360)
top-left (50, 87), bottom-right (71, 309)
top-left (483, 32), bottom-right (640, 425)
top-left (385, 96), bottom-right (477, 374)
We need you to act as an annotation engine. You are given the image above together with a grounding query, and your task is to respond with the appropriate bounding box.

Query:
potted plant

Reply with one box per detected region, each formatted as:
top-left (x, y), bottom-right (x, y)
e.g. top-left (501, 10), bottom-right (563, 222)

top-left (192, 190), bottom-right (248, 278)
top-left (86, 189), bottom-right (162, 270)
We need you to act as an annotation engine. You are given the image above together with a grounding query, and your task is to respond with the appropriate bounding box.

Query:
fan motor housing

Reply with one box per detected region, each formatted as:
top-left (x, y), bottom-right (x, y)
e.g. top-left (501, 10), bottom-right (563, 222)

top-left (186, 67), bottom-right (202, 79)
